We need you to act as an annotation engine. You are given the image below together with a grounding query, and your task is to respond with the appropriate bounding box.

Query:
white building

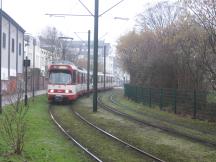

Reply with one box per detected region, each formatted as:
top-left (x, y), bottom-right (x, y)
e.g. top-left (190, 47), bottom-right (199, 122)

top-left (1, 10), bottom-right (25, 92)
top-left (24, 35), bottom-right (40, 69)
top-left (24, 35), bottom-right (54, 77)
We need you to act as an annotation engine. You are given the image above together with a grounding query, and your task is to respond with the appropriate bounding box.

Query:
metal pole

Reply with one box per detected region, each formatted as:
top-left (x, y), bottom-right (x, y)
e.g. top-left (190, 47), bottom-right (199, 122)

top-left (62, 48), bottom-right (65, 60)
top-left (32, 39), bottom-right (36, 100)
top-left (24, 56), bottom-right (28, 106)
top-left (87, 30), bottom-right (90, 93)
top-left (0, 2), bottom-right (2, 114)
top-left (93, 0), bottom-right (99, 112)
top-left (103, 45), bottom-right (106, 90)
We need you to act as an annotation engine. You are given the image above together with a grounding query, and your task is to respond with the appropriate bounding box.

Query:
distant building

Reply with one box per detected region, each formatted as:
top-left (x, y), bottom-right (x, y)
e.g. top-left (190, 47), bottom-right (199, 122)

top-left (1, 10), bottom-right (25, 93)
top-left (71, 40), bottom-right (113, 73)
top-left (24, 34), bottom-right (57, 76)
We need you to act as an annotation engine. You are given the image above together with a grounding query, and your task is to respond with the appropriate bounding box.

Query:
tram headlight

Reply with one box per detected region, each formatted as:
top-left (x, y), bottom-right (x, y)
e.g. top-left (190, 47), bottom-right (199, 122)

top-left (49, 89), bottom-right (54, 93)
top-left (65, 89), bottom-right (69, 93)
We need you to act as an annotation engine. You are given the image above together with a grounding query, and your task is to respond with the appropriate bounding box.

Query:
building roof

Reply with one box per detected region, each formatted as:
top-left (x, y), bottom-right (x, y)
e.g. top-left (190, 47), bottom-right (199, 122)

top-left (1, 9), bottom-right (25, 33)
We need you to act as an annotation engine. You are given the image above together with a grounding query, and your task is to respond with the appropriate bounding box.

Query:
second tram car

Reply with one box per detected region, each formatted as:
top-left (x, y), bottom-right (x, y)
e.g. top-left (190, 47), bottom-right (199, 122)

top-left (47, 61), bottom-right (114, 102)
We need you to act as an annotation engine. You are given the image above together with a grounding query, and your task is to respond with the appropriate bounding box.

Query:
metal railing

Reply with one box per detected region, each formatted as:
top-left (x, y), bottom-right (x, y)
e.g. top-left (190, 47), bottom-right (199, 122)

top-left (124, 84), bottom-right (216, 121)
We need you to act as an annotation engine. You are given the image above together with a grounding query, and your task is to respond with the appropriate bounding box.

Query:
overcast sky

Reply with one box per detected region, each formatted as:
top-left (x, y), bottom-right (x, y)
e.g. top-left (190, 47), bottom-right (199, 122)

top-left (3, 0), bottom-right (164, 44)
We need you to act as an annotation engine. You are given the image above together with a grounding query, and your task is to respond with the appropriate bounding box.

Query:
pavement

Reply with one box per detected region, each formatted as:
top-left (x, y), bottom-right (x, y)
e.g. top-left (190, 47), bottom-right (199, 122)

top-left (2, 89), bottom-right (47, 106)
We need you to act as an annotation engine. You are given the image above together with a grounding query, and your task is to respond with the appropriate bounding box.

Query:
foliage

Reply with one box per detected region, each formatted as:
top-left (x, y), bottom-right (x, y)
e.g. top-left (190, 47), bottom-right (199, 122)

top-left (0, 85), bottom-right (29, 155)
top-left (116, 0), bottom-right (216, 90)
top-left (181, 0), bottom-right (216, 89)
top-left (0, 95), bottom-right (92, 161)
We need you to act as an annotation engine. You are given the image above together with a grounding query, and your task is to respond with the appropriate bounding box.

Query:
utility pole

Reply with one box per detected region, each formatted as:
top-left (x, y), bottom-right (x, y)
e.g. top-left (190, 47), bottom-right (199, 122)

top-left (87, 30), bottom-right (90, 93)
top-left (93, 0), bottom-right (99, 112)
top-left (103, 45), bottom-right (106, 90)
top-left (32, 39), bottom-right (36, 101)
top-left (24, 56), bottom-right (30, 106)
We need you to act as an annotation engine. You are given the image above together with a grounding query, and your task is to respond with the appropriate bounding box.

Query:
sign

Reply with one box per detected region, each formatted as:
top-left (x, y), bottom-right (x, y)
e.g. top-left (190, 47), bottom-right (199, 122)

top-left (23, 59), bottom-right (30, 67)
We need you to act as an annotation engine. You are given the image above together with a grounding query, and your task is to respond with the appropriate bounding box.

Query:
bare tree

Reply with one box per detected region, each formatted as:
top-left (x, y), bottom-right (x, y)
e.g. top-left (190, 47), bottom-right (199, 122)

top-left (0, 83), bottom-right (29, 155)
top-left (39, 26), bottom-right (79, 63)
top-left (182, 0), bottom-right (216, 89)
top-left (116, 1), bottom-right (209, 90)
top-left (39, 26), bottom-right (61, 60)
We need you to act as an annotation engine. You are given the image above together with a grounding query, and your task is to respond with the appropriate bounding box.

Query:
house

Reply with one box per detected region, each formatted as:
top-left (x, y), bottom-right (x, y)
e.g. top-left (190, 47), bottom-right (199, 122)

top-left (1, 10), bottom-right (25, 93)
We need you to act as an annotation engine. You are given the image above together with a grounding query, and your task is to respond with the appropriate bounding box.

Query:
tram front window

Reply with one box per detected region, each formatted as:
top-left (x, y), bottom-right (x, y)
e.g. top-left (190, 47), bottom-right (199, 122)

top-left (49, 71), bottom-right (72, 84)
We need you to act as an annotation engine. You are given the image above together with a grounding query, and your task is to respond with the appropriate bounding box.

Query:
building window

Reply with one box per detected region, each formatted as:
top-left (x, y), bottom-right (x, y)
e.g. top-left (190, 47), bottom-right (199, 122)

top-left (12, 38), bottom-right (15, 53)
top-left (19, 43), bottom-right (22, 56)
top-left (3, 33), bottom-right (6, 48)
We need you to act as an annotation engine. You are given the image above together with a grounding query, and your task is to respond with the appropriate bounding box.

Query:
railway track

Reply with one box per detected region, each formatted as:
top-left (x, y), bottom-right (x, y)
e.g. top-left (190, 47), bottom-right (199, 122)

top-left (49, 103), bottom-right (165, 162)
top-left (109, 94), bottom-right (216, 136)
top-left (49, 104), bottom-right (103, 162)
top-left (97, 95), bottom-right (216, 148)
top-left (74, 111), bottom-right (165, 162)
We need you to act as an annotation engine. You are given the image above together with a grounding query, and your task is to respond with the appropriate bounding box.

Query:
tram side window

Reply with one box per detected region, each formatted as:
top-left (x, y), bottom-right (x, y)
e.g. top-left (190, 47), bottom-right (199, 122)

top-left (78, 73), bottom-right (81, 84)
top-left (73, 71), bottom-right (76, 83)
top-left (82, 73), bottom-right (84, 84)
top-left (77, 72), bottom-right (80, 83)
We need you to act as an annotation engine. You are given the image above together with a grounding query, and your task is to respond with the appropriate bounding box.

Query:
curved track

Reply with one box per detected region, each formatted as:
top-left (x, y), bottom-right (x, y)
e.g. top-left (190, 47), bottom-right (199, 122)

top-left (74, 111), bottom-right (165, 162)
top-left (49, 104), bottom-right (103, 162)
top-left (98, 95), bottom-right (216, 148)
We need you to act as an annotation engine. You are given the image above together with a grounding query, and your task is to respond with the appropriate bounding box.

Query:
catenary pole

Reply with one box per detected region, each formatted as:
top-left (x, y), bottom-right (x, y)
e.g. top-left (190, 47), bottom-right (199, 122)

top-left (87, 30), bottom-right (90, 93)
top-left (103, 45), bottom-right (106, 90)
top-left (93, 0), bottom-right (99, 112)
top-left (32, 39), bottom-right (36, 101)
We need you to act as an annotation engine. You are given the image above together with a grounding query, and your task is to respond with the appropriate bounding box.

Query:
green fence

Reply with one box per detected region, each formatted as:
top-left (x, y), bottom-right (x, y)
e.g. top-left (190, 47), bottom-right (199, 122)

top-left (124, 84), bottom-right (216, 121)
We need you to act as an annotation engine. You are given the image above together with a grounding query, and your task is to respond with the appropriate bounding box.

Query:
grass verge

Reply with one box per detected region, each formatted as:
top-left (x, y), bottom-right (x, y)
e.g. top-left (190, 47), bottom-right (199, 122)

top-left (75, 95), bottom-right (216, 162)
top-left (103, 90), bottom-right (216, 143)
top-left (52, 103), bottom-right (152, 162)
top-left (0, 95), bottom-right (92, 162)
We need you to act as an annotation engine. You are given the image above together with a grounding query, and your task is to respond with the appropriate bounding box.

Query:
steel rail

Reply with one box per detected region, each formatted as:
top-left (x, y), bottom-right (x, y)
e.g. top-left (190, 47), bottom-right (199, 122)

top-left (98, 96), bottom-right (216, 148)
top-left (49, 105), bottom-right (103, 162)
top-left (74, 111), bottom-right (165, 162)
top-left (110, 94), bottom-right (216, 136)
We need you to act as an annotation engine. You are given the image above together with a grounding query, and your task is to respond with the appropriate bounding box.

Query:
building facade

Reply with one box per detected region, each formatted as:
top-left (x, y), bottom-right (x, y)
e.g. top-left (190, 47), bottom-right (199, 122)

top-left (1, 10), bottom-right (25, 93)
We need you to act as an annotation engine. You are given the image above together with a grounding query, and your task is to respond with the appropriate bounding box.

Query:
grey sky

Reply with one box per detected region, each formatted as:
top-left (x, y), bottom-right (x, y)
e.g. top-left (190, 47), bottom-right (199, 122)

top-left (3, 0), bottom-right (163, 43)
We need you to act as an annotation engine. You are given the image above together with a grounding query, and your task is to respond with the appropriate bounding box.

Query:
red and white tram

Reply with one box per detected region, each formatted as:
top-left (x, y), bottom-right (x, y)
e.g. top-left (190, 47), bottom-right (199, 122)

top-left (47, 61), bottom-right (114, 102)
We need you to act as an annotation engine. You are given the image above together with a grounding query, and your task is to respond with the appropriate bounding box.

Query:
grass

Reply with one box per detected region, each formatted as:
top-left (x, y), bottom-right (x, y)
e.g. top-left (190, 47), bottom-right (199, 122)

top-left (0, 95), bottom-right (92, 162)
top-left (52, 102), bottom-right (152, 162)
top-left (207, 92), bottom-right (216, 103)
top-left (74, 95), bottom-right (216, 162)
top-left (105, 90), bottom-right (216, 141)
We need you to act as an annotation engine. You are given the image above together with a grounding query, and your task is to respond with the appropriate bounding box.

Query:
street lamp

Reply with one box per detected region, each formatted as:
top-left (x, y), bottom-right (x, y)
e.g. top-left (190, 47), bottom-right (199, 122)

top-left (114, 17), bottom-right (129, 21)
top-left (58, 37), bottom-right (73, 60)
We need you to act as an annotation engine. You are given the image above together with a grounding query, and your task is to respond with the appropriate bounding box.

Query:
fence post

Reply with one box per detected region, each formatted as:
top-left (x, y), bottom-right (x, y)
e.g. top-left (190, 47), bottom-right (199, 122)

top-left (193, 89), bottom-right (197, 119)
top-left (135, 86), bottom-right (138, 101)
top-left (173, 89), bottom-right (177, 114)
top-left (142, 87), bottom-right (144, 104)
top-left (149, 88), bottom-right (152, 107)
top-left (160, 88), bottom-right (163, 110)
